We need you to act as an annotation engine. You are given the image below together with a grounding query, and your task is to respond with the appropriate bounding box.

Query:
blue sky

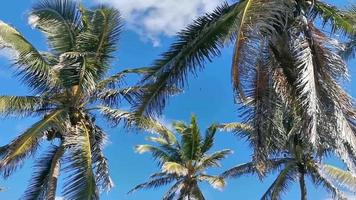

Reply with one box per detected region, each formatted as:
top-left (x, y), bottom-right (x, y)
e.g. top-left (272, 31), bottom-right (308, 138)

top-left (0, 0), bottom-right (355, 199)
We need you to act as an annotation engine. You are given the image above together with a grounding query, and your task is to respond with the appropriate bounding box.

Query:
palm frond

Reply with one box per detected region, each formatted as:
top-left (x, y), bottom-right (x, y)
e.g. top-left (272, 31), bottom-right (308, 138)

top-left (98, 106), bottom-right (131, 126)
top-left (62, 122), bottom-right (98, 200)
top-left (290, 25), bottom-right (319, 145)
top-left (30, 0), bottom-right (81, 53)
top-left (90, 126), bottom-right (113, 192)
top-left (198, 149), bottom-right (233, 169)
top-left (0, 21), bottom-right (54, 91)
top-left (128, 175), bottom-right (176, 194)
top-left (312, 1), bottom-right (354, 35)
top-left (261, 163), bottom-right (297, 200)
top-left (132, 2), bottom-right (241, 117)
top-left (96, 67), bottom-right (154, 89)
top-left (22, 145), bottom-right (64, 200)
top-left (134, 117), bottom-right (177, 144)
top-left (0, 96), bottom-right (48, 117)
top-left (231, 0), bottom-right (293, 103)
top-left (221, 161), bottom-right (256, 179)
top-left (321, 164), bottom-right (356, 192)
top-left (198, 174), bottom-right (225, 190)
top-left (200, 124), bottom-right (217, 154)
top-left (135, 145), bottom-right (171, 165)
top-left (76, 6), bottom-right (121, 77)
top-left (308, 163), bottom-right (348, 200)
top-left (162, 180), bottom-right (184, 200)
top-left (162, 162), bottom-right (188, 176)
top-left (0, 109), bottom-right (64, 177)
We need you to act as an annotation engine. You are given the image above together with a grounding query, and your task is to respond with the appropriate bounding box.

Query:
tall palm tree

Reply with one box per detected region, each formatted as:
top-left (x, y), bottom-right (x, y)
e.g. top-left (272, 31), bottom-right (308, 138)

top-left (219, 123), bottom-right (356, 200)
top-left (0, 0), bottom-right (151, 199)
top-left (129, 115), bottom-right (232, 200)
top-left (132, 0), bottom-right (356, 173)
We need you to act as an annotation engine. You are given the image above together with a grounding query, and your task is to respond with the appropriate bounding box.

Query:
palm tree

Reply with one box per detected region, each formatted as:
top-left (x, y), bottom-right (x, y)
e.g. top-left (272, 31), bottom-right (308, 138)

top-left (219, 123), bottom-right (356, 200)
top-left (132, 0), bottom-right (356, 173)
top-left (0, 0), bottom-right (151, 199)
top-left (129, 115), bottom-right (232, 200)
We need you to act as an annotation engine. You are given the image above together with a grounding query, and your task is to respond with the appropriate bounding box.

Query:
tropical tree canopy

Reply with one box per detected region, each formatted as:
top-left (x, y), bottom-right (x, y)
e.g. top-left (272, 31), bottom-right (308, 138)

top-left (0, 0), bottom-right (152, 199)
top-left (129, 115), bottom-right (232, 200)
top-left (219, 121), bottom-right (356, 200)
top-left (132, 0), bottom-right (356, 177)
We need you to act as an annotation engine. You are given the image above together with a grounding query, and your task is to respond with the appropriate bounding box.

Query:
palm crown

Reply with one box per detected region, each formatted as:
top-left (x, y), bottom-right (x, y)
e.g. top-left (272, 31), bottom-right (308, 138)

top-left (129, 115), bottom-right (232, 200)
top-left (132, 0), bottom-right (356, 176)
top-left (0, 0), bottom-right (150, 199)
top-left (219, 122), bottom-right (356, 200)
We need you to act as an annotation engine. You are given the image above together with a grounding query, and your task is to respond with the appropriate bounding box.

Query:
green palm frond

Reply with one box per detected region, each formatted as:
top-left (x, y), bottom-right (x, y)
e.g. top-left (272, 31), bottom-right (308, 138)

top-left (0, 21), bottom-right (54, 91)
top-left (30, 0), bottom-right (81, 53)
top-left (0, 109), bottom-right (64, 177)
top-left (135, 145), bottom-right (171, 165)
top-left (96, 67), bottom-right (154, 89)
top-left (135, 117), bottom-right (176, 144)
top-left (99, 106), bottom-right (131, 125)
top-left (76, 6), bottom-right (121, 77)
top-left (261, 163), bottom-right (297, 200)
top-left (180, 115), bottom-right (202, 160)
top-left (200, 124), bottom-right (217, 153)
top-left (308, 163), bottom-right (348, 200)
top-left (128, 175), bottom-right (176, 194)
top-left (312, 1), bottom-right (354, 35)
top-left (322, 164), bottom-right (356, 192)
top-left (132, 2), bottom-right (241, 116)
top-left (162, 180), bottom-right (184, 200)
top-left (63, 122), bottom-right (98, 200)
top-left (198, 174), bottom-right (225, 190)
top-left (198, 149), bottom-right (232, 169)
top-left (0, 96), bottom-right (48, 117)
top-left (22, 145), bottom-right (64, 200)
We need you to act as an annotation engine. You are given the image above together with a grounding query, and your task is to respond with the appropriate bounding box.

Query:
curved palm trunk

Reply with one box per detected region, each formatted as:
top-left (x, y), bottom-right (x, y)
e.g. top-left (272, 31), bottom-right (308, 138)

top-left (299, 172), bottom-right (307, 200)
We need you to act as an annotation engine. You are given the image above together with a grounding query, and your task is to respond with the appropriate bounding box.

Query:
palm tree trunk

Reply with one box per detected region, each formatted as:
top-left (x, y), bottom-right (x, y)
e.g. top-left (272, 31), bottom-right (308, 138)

top-left (299, 172), bottom-right (307, 200)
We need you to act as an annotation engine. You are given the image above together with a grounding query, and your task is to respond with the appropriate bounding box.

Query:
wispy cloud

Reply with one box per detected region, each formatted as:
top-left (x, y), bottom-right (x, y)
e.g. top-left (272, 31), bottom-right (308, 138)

top-left (95, 0), bottom-right (224, 46)
top-left (0, 48), bottom-right (17, 60)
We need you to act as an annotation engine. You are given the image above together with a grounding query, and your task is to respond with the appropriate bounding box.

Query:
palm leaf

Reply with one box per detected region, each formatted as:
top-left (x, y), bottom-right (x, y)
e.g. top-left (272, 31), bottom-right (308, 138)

top-left (76, 6), bottom-right (121, 77)
top-left (261, 162), bottom-right (297, 200)
top-left (22, 145), bottom-right (64, 200)
top-left (0, 21), bottom-right (54, 91)
top-left (198, 149), bottom-right (233, 169)
top-left (0, 96), bottom-right (48, 117)
top-left (321, 164), bottom-right (356, 192)
top-left (132, 2), bottom-right (241, 116)
top-left (30, 0), bottom-right (81, 53)
top-left (198, 174), bottom-right (225, 190)
top-left (162, 162), bottom-right (188, 176)
top-left (0, 109), bottom-right (64, 177)
top-left (128, 175), bottom-right (176, 194)
top-left (62, 122), bottom-right (98, 200)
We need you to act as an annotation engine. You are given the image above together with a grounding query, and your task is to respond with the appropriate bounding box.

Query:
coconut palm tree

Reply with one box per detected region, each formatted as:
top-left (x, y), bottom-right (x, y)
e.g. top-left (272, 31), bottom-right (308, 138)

top-left (129, 115), bottom-right (232, 200)
top-left (219, 122), bottom-right (356, 200)
top-left (132, 0), bottom-right (356, 173)
top-left (0, 0), bottom-right (151, 199)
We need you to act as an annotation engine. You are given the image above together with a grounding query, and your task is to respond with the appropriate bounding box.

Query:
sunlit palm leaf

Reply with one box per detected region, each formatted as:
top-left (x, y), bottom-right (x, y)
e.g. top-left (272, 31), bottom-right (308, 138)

top-left (0, 109), bottom-right (64, 177)
top-left (30, 0), bottom-right (81, 53)
top-left (0, 96), bottom-right (48, 117)
top-left (0, 21), bottom-right (54, 91)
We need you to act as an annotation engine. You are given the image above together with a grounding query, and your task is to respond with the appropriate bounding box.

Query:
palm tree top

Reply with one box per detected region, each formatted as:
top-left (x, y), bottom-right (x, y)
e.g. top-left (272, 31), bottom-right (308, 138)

top-left (0, 0), bottom-right (152, 199)
top-left (130, 115), bottom-right (233, 199)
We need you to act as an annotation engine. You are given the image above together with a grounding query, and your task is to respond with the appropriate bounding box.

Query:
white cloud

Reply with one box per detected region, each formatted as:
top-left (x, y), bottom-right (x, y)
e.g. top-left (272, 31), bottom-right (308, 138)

top-left (0, 48), bottom-right (17, 60)
top-left (55, 197), bottom-right (64, 200)
top-left (95, 0), bottom-right (224, 46)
